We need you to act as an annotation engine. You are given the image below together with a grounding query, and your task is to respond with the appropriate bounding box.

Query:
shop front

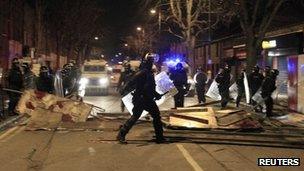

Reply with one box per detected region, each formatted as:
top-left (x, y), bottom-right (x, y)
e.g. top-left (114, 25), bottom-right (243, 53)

top-left (263, 32), bottom-right (303, 105)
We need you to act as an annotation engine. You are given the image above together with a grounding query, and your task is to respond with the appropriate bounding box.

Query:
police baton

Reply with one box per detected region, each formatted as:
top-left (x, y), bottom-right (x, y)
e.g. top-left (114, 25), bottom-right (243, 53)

top-left (2, 88), bottom-right (23, 94)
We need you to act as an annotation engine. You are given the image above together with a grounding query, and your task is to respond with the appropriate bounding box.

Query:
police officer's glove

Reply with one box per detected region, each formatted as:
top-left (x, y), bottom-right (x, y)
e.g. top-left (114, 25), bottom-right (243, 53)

top-left (119, 88), bottom-right (125, 96)
top-left (155, 93), bottom-right (162, 100)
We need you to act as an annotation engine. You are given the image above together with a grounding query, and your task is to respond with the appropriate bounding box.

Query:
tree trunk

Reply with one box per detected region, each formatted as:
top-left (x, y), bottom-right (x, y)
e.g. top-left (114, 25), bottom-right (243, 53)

top-left (245, 38), bottom-right (259, 71)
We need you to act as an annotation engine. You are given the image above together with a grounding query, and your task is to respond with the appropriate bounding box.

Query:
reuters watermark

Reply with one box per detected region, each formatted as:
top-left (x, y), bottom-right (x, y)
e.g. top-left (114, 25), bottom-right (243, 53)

top-left (258, 158), bottom-right (300, 166)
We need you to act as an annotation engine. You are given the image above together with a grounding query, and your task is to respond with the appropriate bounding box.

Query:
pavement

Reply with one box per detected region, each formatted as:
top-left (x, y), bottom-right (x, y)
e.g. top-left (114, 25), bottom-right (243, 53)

top-left (0, 89), bottom-right (303, 171)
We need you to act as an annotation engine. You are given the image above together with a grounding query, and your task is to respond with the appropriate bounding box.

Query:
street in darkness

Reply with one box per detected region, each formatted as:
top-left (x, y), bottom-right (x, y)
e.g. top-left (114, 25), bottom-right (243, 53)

top-left (1, 0), bottom-right (304, 171)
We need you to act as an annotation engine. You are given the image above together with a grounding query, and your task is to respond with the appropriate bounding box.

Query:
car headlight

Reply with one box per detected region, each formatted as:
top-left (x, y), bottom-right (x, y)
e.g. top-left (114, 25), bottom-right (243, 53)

top-left (99, 78), bottom-right (109, 85)
top-left (80, 78), bottom-right (89, 85)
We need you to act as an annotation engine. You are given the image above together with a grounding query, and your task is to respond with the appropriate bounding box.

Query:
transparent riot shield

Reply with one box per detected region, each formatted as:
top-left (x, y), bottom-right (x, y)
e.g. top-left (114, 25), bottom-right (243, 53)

top-left (54, 70), bottom-right (64, 97)
top-left (122, 71), bottom-right (177, 119)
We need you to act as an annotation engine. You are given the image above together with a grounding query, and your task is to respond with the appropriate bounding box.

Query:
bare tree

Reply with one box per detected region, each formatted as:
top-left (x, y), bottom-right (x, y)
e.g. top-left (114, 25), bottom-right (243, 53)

top-left (164, 0), bottom-right (228, 68)
top-left (46, 0), bottom-right (103, 66)
top-left (237, 0), bottom-right (287, 70)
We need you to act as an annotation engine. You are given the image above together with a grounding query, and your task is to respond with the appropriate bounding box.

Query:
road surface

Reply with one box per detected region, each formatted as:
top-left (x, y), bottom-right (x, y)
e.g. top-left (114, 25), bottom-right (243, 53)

top-left (0, 91), bottom-right (303, 171)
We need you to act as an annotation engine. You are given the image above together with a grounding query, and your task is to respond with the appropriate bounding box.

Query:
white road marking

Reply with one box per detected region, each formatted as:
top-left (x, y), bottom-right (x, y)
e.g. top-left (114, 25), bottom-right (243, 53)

top-left (0, 126), bottom-right (20, 140)
top-left (176, 144), bottom-right (204, 171)
top-left (88, 147), bottom-right (96, 156)
top-left (1, 126), bottom-right (25, 142)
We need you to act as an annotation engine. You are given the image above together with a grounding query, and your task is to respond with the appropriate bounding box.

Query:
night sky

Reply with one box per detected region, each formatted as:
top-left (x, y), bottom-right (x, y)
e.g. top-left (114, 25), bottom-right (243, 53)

top-left (97, 0), bottom-right (150, 57)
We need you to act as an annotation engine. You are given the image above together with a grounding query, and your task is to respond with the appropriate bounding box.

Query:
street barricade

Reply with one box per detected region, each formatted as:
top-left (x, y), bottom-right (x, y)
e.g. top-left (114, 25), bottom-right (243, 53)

top-left (16, 90), bottom-right (93, 130)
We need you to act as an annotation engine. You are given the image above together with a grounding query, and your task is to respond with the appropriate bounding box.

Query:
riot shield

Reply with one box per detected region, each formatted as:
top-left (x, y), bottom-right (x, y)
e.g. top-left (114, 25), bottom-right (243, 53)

top-left (122, 71), bottom-right (177, 119)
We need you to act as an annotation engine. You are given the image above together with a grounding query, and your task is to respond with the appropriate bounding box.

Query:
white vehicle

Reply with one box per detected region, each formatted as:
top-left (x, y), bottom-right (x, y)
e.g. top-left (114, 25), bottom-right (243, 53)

top-left (80, 59), bottom-right (110, 95)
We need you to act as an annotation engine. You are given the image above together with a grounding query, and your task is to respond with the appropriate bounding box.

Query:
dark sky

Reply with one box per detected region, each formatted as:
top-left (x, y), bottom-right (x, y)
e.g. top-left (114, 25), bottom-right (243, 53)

top-left (97, 0), bottom-right (150, 57)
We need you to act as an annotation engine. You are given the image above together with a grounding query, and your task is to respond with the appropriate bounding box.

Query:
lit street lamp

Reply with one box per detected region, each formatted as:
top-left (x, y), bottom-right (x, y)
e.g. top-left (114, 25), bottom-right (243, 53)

top-left (124, 43), bottom-right (128, 47)
top-left (150, 9), bottom-right (156, 14)
top-left (136, 27), bottom-right (142, 31)
top-left (94, 36), bottom-right (99, 40)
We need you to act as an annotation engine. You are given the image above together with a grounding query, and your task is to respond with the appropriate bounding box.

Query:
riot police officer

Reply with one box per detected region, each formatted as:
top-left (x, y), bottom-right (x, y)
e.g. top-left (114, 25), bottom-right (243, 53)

top-left (194, 67), bottom-right (207, 104)
top-left (36, 66), bottom-right (54, 94)
top-left (117, 63), bottom-right (135, 112)
top-left (117, 53), bottom-right (165, 144)
top-left (248, 65), bottom-right (264, 110)
top-left (170, 63), bottom-right (188, 108)
top-left (22, 63), bottom-right (35, 89)
top-left (236, 69), bottom-right (246, 107)
top-left (7, 58), bottom-right (23, 115)
top-left (215, 66), bottom-right (231, 108)
top-left (62, 63), bottom-right (74, 96)
top-left (264, 66), bottom-right (271, 77)
top-left (261, 69), bottom-right (279, 117)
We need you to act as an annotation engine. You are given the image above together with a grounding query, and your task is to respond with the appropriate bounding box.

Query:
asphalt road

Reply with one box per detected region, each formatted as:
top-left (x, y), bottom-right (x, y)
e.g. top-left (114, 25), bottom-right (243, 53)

top-left (0, 91), bottom-right (303, 171)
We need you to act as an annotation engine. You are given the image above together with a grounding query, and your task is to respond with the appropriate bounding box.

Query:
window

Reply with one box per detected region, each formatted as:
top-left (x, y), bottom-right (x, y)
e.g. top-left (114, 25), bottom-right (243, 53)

top-left (84, 65), bottom-right (105, 72)
top-left (112, 69), bottom-right (121, 73)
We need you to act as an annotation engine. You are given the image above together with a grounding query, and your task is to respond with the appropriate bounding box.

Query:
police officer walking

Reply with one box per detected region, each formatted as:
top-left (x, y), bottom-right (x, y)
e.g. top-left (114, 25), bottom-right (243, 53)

top-left (7, 58), bottom-right (23, 116)
top-left (22, 63), bottom-right (35, 90)
top-left (261, 69), bottom-right (279, 117)
top-left (117, 53), bottom-right (165, 144)
top-left (117, 63), bottom-right (135, 112)
top-left (236, 69), bottom-right (246, 107)
top-left (170, 63), bottom-right (188, 108)
top-left (194, 67), bottom-right (207, 104)
top-left (215, 66), bottom-right (231, 109)
top-left (36, 66), bottom-right (54, 94)
top-left (248, 65), bottom-right (264, 110)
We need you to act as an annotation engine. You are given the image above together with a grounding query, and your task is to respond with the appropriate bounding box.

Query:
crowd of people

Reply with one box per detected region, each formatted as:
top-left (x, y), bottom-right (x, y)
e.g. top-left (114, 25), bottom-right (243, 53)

top-left (4, 58), bottom-right (80, 116)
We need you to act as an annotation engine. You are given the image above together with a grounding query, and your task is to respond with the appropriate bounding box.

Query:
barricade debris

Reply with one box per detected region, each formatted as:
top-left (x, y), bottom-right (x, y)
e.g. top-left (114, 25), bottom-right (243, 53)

top-left (16, 90), bottom-right (93, 130)
top-left (162, 107), bottom-right (262, 130)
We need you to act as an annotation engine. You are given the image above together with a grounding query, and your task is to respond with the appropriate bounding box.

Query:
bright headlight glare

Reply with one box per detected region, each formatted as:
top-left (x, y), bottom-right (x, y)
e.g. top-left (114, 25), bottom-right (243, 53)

top-left (80, 78), bottom-right (89, 85)
top-left (99, 78), bottom-right (108, 84)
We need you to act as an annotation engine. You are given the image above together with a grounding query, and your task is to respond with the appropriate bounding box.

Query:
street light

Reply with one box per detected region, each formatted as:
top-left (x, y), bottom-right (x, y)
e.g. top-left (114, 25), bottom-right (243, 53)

top-left (150, 9), bottom-right (156, 14)
top-left (136, 27), bottom-right (142, 31)
top-left (94, 36), bottom-right (99, 40)
top-left (124, 43), bottom-right (128, 47)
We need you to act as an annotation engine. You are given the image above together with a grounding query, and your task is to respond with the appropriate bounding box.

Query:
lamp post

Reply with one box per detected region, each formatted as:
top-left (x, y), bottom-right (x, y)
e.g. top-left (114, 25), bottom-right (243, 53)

top-left (150, 9), bottom-right (161, 34)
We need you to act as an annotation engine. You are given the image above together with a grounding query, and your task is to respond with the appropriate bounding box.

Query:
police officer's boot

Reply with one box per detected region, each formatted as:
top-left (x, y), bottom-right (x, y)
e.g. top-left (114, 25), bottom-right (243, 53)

top-left (116, 125), bottom-right (128, 144)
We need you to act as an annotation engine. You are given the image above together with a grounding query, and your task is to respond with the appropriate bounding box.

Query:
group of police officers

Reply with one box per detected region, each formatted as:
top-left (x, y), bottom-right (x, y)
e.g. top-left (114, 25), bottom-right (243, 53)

top-left (3, 54), bottom-right (280, 143)
top-left (4, 58), bottom-right (80, 116)
top-left (214, 64), bottom-right (279, 117)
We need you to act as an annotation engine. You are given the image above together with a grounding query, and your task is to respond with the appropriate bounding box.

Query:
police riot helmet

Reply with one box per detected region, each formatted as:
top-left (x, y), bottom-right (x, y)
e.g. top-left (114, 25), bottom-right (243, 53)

top-left (40, 66), bottom-right (49, 73)
top-left (270, 69), bottom-right (279, 77)
top-left (176, 62), bottom-right (183, 70)
top-left (140, 53), bottom-right (159, 70)
top-left (143, 53), bottom-right (159, 63)
top-left (252, 65), bottom-right (260, 73)
top-left (223, 65), bottom-right (231, 73)
top-left (12, 58), bottom-right (19, 64)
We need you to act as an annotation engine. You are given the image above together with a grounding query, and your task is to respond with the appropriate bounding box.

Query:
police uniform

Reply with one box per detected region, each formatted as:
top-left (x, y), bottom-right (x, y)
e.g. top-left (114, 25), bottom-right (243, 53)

top-left (36, 66), bottom-right (54, 94)
top-left (7, 59), bottom-right (23, 115)
top-left (170, 63), bottom-right (187, 108)
top-left (117, 53), bottom-right (164, 144)
top-left (194, 69), bottom-right (207, 104)
top-left (215, 67), bottom-right (231, 108)
top-left (117, 65), bottom-right (135, 112)
top-left (261, 69), bottom-right (278, 117)
top-left (236, 71), bottom-right (245, 107)
top-left (248, 67), bottom-right (264, 98)
top-left (22, 64), bottom-right (36, 89)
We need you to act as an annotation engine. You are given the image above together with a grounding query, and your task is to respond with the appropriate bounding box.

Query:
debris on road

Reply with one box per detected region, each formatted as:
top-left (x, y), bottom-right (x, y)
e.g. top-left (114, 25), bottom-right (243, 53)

top-left (162, 106), bottom-right (261, 130)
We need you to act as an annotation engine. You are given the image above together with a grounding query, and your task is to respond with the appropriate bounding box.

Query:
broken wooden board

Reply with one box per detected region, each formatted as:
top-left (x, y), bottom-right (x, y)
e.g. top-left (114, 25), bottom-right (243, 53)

top-left (26, 108), bottom-right (62, 130)
top-left (16, 90), bottom-right (92, 122)
top-left (168, 107), bottom-right (218, 129)
top-left (215, 109), bottom-right (262, 129)
top-left (273, 113), bottom-right (304, 127)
